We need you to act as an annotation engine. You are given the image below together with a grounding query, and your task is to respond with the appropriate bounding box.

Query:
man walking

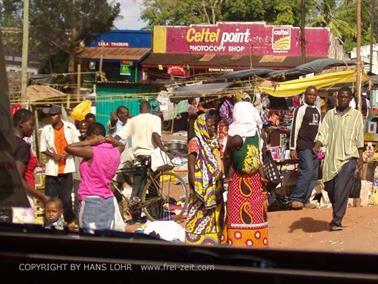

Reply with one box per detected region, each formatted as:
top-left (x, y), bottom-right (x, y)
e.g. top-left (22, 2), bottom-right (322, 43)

top-left (313, 87), bottom-right (364, 231)
top-left (40, 105), bottom-right (79, 227)
top-left (289, 86), bottom-right (321, 209)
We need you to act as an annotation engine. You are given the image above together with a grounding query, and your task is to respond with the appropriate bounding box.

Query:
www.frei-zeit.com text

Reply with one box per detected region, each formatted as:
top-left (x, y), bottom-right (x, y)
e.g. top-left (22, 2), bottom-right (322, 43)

top-left (18, 263), bottom-right (215, 272)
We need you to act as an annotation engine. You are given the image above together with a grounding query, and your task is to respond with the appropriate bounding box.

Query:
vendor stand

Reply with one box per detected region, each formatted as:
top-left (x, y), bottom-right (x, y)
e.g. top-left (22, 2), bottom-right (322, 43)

top-left (258, 68), bottom-right (376, 207)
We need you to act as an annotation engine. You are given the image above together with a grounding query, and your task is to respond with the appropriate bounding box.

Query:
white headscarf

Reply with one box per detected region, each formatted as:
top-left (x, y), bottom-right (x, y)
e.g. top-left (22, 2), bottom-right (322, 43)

top-left (228, 101), bottom-right (263, 137)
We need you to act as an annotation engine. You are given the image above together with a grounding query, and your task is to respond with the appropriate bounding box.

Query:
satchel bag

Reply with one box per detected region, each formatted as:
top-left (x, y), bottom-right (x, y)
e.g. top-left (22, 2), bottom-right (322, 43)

top-left (349, 176), bottom-right (362, 198)
top-left (262, 150), bottom-right (281, 184)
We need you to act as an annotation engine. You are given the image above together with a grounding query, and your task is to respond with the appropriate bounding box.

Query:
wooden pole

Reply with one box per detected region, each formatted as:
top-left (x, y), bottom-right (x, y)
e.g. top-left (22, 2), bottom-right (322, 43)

top-left (300, 0), bottom-right (306, 64)
top-left (356, 0), bottom-right (362, 113)
top-left (370, 0), bottom-right (376, 74)
top-left (21, 0), bottom-right (29, 97)
top-left (99, 41), bottom-right (104, 80)
top-left (77, 63), bottom-right (81, 102)
top-left (66, 93), bottom-right (71, 109)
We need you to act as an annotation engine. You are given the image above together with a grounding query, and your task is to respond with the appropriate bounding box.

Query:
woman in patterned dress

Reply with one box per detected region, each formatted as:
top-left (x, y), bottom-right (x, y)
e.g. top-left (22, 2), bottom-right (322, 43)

top-left (222, 101), bottom-right (269, 248)
top-left (185, 109), bottom-right (225, 245)
top-left (217, 96), bottom-right (235, 156)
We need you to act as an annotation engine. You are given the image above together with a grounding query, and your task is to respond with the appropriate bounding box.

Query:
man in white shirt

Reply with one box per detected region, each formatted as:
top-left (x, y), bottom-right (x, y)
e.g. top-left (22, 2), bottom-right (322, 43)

top-left (109, 106), bottom-right (130, 137)
top-left (40, 105), bottom-right (79, 225)
top-left (115, 101), bottom-right (166, 224)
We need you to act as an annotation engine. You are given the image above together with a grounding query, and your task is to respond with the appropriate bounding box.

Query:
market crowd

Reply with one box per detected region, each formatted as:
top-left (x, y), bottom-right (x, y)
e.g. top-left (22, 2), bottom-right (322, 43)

top-left (10, 86), bottom-right (364, 247)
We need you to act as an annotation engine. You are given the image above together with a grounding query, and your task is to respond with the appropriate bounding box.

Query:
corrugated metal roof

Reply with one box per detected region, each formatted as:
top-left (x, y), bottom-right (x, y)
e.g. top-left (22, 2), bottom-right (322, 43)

top-left (141, 53), bottom-right (325, 69)
top-left (78, 47), bottom-right (150, 61)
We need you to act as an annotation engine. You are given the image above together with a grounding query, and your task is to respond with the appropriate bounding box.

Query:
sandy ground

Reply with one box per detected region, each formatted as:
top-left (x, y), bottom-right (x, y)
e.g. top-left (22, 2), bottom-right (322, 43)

top-left (129, 132), bottom-right (378, 254)
top-left (268, 206), bottom-right (378, 254)
top-left (126, 205), bottom-right (378, 254)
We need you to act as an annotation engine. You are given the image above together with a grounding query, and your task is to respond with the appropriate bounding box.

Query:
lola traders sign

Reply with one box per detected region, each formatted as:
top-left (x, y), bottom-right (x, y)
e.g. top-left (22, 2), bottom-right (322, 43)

top-left (153, 22), bottom-right (329, 56)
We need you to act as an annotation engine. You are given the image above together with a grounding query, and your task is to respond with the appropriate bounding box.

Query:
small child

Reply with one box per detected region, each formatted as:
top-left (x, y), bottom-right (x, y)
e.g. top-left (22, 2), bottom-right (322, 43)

top-left (44, 198), bottom-right (65, 230)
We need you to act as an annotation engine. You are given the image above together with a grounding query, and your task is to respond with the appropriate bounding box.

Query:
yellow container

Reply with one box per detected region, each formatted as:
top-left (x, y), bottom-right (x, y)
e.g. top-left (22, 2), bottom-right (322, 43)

top-left (160, 174), bottom-right (177, 182)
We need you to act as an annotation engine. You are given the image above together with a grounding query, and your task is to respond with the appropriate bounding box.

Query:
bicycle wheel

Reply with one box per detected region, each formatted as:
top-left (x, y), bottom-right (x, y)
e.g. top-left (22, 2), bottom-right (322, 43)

top-left (111, 180), bottom-right (130, 222)
top-left (142, 171), bottom-right (189, 222)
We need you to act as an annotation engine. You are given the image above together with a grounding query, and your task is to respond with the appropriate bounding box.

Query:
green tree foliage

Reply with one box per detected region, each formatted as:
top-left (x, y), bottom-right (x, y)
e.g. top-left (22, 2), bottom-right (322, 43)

top-left (29, 0), bottom-right (120, 73)
top-left (308, 0), bottom-right (355, 47)
top-left (141, 0), bottom-right (205, 26)
top-left (141, 0), bottom-right (377, 51)
top-left (222, 0), bottom-right (272, 22)
top-left (274, 0), bottom-right (295, 25)
top-left (308, 0), bottom-right (377, 51)
top-left (142, 0), bottom-right (302, 26)
top-left (0, 0), bottom-right (23, 51)
top-left (1, 0), bottom-right (121, 73)
top-left (0, 0), bottom-right (22, 25)
top-left (141, 0), bottom-right (225, 27)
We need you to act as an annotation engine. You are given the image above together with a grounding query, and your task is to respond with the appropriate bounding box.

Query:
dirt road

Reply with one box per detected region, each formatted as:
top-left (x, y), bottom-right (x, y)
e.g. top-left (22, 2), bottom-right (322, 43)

top-left (268, 206), bottom-right (378, 254)
top-left (127, 205), bottom-right (378, 253)
top-left (137, 133), bottom-right (378, 254)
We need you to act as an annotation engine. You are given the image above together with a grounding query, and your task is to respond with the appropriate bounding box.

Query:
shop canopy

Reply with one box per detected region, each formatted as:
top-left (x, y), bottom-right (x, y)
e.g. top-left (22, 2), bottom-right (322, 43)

top-left (221, 58), bottom-right (358, 81)
top-left (169, 82), bottom-right (233, 102)
top-left (266, 58), bottom-right (357, 80)
top-left (259, 69), bottom-right (370, 97)
top-left (78, 47), bottom-right (150, 62)
top-left (24, 85), bottom-right (67, 102)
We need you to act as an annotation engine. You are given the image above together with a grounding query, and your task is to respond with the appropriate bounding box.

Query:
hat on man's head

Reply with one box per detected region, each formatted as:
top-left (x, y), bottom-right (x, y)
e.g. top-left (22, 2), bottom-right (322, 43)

top-left (48, 105), bottom-right (62, 115)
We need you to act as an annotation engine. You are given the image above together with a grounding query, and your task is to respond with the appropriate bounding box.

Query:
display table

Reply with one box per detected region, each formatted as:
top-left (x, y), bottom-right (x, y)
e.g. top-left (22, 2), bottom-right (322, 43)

top-left (276, 159), bottom-right (299, 166)
top-left (275, 159), bottom-right (299, 172)
top-left (266, 127), bottom-right (290, 147)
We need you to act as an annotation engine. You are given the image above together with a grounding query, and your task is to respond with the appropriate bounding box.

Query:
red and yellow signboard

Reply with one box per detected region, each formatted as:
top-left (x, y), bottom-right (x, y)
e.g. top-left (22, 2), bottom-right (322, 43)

top-left (272, 27), bottom-right (291, 51)
top-left (167, 65), bottom-right (188, 76)
top-left (153, 22), bottom-right (329, 57)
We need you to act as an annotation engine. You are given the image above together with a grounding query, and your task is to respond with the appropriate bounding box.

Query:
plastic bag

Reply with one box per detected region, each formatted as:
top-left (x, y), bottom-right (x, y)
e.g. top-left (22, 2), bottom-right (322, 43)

top-left (349, 177), bottom-right (361, 198)
top-left (71, 100), bottom-right (91, 121)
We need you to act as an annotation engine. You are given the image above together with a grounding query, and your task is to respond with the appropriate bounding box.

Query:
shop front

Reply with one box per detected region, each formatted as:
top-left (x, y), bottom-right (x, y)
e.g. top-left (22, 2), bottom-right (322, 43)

top-left (78, 30), bottom-right (152, 82)
top-left (141, 22), bottom-right (331, 80)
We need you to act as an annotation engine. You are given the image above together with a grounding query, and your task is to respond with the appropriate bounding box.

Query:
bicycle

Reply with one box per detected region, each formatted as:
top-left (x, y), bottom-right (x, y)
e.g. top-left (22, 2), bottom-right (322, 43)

top-left (112, 153), bottom-right (189, 223)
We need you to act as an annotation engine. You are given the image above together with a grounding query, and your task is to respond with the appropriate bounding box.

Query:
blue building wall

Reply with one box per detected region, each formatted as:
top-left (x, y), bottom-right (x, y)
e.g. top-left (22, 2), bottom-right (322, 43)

top-left (91, 30), bottom-right (152, 48)
top-left (84, 30), bottom-right (152, 83)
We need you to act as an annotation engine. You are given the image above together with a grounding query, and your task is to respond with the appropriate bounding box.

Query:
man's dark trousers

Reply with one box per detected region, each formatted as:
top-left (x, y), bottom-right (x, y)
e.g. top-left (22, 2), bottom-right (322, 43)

top-left (324, 159), bottom-right (356, 227)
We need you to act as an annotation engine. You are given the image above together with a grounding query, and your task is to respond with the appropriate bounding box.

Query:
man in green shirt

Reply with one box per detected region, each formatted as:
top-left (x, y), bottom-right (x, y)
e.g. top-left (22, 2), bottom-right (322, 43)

top-left (313, 87), bottom-right (364, 231)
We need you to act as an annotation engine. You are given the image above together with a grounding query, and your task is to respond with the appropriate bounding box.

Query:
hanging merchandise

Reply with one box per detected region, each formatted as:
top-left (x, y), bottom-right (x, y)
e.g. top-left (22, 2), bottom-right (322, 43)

top-left (157, 91), bottom-right (174, 121)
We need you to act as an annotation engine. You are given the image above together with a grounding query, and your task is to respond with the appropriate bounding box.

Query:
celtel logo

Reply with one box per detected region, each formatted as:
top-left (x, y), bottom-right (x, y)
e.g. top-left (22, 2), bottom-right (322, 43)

top-left (272, 27), bottom-right (291, 51)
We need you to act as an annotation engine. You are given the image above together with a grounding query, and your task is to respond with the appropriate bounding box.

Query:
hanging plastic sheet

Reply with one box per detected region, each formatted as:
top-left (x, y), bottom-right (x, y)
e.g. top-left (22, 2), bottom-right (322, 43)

top-left (260, 69), bottom-right (370, 98)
